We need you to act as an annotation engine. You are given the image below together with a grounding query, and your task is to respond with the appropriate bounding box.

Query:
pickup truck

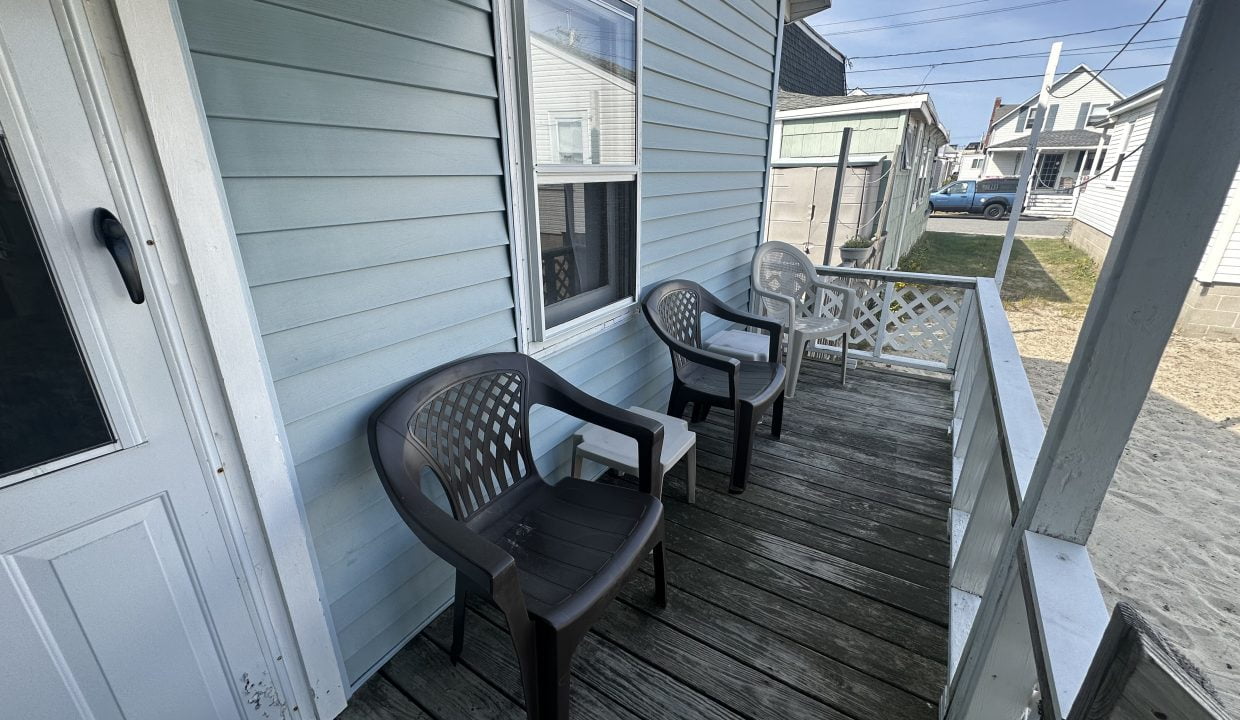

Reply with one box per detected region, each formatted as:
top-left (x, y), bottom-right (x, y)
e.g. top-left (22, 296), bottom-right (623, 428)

top-left (928, 178), bottom-right (1019, 219)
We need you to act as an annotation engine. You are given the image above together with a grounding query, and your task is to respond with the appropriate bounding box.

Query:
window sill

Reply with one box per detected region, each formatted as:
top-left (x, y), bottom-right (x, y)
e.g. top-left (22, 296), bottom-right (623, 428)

top-left (528, 299), bottom-right (640, 360)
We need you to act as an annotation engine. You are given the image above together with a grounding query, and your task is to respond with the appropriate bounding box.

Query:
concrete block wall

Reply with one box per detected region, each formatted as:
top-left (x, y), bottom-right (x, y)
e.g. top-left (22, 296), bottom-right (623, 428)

top-left (1068, 219), bottom-right (1239, 340)
top-left (1065, 217), bottom-right (1111, 266)
top-left (1178, 282), bottom-right (1240, 340)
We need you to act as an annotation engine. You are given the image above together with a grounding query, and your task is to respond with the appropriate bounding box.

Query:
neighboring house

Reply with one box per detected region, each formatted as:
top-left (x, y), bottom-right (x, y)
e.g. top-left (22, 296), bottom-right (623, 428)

top-left (936, 143), bottom-right (962, 186)
top-left (957, 141), bottom-right (987, 181)
top-left (768, 91), bottom-right (950, 267)
top-left (0, 0), bottom-right (831, 716)
top-left (778, 19), bottom-right (847, 96)
top-left (1071, 81), bottom-right (1240, 339)
top-left (978, 65), bottom-right (1124, 216)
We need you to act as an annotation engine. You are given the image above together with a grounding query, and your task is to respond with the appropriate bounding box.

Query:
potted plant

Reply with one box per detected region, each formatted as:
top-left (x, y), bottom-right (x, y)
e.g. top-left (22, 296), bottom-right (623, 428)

top-left (838, 235), bottom-right (875, 265)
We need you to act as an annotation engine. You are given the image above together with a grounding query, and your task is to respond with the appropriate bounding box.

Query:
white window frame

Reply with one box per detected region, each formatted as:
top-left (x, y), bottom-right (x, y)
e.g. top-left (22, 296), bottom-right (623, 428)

top-left (499, 0), bottom-right (643, 353)
top-left (1024, 107), bottom-right (1038, 130)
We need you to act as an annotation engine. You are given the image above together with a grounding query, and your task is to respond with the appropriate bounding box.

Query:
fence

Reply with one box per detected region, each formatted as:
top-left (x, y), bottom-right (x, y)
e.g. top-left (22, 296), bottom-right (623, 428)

top-left (813, 266), bottom-right (975, 372)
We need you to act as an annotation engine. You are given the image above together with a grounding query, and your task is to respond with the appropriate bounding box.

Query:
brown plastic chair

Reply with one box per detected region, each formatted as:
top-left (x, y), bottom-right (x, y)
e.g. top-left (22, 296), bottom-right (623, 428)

top-left (369, 353), bottom-right (667, 720)
top-left (642, 279), bottom-right (786, 493)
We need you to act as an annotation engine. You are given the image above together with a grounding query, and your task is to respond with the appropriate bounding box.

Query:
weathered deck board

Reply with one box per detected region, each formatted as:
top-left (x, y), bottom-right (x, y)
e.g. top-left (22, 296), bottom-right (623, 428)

top-left (343, 360), bottom-right (951, 720)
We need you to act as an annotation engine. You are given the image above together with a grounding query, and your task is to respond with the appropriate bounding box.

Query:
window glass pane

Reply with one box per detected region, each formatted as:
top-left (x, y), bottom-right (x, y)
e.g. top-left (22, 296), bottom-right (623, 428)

top-left (528, 0), bottom-right (636, 166)
top-left (0, 138), bottom-right (112, 476)
top-left (537, 181), bottom-right (634, 327)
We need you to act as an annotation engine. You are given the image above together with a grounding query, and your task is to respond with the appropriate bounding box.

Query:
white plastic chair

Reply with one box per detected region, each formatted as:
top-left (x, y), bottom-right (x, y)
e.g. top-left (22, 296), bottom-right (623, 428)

top-left (751, 241), bottom-right (857, 396)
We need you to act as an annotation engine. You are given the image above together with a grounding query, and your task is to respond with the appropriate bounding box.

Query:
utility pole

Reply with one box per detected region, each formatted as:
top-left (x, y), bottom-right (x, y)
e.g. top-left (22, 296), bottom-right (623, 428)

top-left (824, 127), bottom-right (853, 265)
top-left (995, 41), bottom-right (1062, 287)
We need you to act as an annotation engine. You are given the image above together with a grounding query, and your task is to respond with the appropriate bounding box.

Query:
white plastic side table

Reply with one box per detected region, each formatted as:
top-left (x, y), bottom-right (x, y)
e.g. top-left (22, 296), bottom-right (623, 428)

top-left (571, 405), bottom-right (697, 503)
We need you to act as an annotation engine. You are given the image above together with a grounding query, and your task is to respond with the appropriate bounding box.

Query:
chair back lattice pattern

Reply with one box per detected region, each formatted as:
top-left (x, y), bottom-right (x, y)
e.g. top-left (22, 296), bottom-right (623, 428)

top-left (408, 370), bottom-right (531, 520)
top-left (754, 242), bottom-right (815, 318)
top-left (655, 288), bottom-right (703, 370)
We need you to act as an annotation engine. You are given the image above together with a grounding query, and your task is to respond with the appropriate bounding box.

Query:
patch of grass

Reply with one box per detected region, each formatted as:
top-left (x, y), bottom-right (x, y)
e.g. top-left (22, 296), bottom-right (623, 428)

top-left (899, 231), bottom-right (1098, 313)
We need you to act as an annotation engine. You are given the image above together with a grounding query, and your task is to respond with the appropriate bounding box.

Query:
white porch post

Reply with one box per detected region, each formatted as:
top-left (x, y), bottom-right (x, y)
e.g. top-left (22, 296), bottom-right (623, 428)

top-left (1027, 0), bottom-right (1240, 542)
top-left (945, 1), bottom-right (1240, 716)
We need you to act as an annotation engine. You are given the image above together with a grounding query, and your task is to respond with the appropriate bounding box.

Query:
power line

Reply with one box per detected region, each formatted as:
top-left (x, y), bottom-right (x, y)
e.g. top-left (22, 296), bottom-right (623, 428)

top-left (848, 39), bottom-right (1179, 73)
top-left (849, 62), bottom-right (1171, 91)
top-left (824, 0), bottom-right (1075, 37)
top-left (1051, 0), bottom-right (1169, 98)
top-left (817, 0), bottom-right (1002, 26)
top-left (1078, 143), bottom-right (1145, 186)
top-left (846, 16), bottom-right (1185, 60)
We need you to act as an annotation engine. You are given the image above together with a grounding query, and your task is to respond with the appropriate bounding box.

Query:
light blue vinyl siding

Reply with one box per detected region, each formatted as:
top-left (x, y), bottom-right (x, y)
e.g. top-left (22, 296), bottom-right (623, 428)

top-left (177, 0), bottom-right (516, 686)
top-left (534, 0), bottom-right (779, 477)
top-left (178, 0), bottom-right (779, 694)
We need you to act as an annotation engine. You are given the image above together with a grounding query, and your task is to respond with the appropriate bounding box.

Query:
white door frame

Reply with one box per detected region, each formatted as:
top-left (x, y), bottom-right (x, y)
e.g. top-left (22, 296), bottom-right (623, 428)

top-left (59, 0), bottom-right (349, 716)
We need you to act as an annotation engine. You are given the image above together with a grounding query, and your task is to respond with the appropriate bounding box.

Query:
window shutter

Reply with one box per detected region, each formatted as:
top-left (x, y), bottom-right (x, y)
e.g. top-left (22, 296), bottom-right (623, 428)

top-left (1075, 102), bottom-right (1091, 129)
top-left (1045, 103), bottom-right (1059, 129)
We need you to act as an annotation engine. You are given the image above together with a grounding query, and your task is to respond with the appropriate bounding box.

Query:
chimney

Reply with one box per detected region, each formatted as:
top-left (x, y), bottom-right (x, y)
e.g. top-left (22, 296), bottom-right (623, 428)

top-left (981, 96), bottom-right (1003, 148)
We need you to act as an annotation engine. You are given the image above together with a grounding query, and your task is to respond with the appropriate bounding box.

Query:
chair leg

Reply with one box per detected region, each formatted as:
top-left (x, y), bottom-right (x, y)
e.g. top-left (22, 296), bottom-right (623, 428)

top-left (785, 335), bottom-right (807, 399)
top-left (771, 393), bottom-right (784, 439)
top-left (502, 604), bottom-right (540, 720)
top-left (667, 383), bottom-right (690, 420)
top-left (652, 542), bottom-right (668, 608)
top-left (840, 333), bottom-right (849, 387)
top-left (450, 574), bottom-right (467, 665)
top-left (728, 402), bottom-right (757, 494)
top-left (686, 445), bottom-right (697, 504)
top-left (570, 438), bottom-right (583, 479)
top-left (535, 625), bottom-right (573, 720)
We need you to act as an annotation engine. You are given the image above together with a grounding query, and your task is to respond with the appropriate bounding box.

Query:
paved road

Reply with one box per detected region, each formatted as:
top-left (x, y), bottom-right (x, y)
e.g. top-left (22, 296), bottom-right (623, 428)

top-left (926, 214), bottom-right (1070, 238)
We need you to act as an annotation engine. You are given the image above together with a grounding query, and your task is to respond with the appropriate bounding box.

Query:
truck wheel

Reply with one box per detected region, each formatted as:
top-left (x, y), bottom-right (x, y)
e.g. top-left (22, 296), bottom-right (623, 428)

top-left (983, 203), bottom-right (1006, 220)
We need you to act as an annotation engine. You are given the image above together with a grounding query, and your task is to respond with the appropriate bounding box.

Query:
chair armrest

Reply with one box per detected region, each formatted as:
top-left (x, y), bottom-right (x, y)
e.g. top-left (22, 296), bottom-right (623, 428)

top-left (751, 286), bottom-right (794, 330)
top-left (534, 371), bottom-right (667, 497)
top-left (812, 278), bottom-right (858, 321)
top-left (406, 497), bottom-right (518, 595)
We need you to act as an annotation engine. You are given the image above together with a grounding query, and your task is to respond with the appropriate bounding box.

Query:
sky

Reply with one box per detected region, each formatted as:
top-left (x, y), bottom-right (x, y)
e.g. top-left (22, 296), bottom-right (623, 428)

top-left (802, 0), bottom-right (1191, 146)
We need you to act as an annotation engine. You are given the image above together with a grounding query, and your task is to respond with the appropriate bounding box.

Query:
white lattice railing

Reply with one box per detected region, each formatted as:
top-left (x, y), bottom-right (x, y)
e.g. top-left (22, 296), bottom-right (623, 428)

top-left (812, 266), bottom-right (977, 372)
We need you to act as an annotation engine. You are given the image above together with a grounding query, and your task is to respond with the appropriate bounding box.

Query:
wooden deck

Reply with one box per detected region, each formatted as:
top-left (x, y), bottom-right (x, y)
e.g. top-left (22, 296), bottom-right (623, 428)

top-left (341, 361), bottom-right (952, 720)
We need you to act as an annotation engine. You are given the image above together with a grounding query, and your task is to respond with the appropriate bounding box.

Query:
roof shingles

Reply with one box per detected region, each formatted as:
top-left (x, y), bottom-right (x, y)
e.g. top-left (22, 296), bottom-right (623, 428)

top-left (990, 129), bottom-right (1102, 149)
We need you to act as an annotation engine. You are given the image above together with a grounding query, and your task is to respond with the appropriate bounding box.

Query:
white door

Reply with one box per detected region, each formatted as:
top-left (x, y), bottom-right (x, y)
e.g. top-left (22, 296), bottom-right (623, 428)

top-left (0, 3), bottom-right (282, 718)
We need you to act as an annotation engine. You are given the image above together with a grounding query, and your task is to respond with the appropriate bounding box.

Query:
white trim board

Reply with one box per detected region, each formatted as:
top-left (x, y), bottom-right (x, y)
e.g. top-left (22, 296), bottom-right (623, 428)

top-left (106, 0), bottom-right (349, 715)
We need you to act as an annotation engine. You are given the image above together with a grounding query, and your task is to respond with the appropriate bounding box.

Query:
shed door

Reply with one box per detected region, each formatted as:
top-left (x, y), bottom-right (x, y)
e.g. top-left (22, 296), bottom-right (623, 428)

top-left (767, 166), bottom-right (817, 249)
top-left (0, 3), bottom-right (277, 718)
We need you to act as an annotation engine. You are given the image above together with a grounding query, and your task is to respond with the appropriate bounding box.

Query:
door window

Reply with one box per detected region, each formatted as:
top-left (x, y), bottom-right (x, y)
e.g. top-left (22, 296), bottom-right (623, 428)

top-left (1035, 153), bottom-right (1064, 189)
top-left (0, 137), bottom-right (112, 477)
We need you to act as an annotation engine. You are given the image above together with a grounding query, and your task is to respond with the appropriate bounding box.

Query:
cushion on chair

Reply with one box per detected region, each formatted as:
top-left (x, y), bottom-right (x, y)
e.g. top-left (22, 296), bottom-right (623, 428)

top-left (480, 478), bottom-right (663, 630)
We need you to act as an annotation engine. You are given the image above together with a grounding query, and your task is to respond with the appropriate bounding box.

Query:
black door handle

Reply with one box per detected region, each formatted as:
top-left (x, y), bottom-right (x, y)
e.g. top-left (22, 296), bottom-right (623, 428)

top-left (92, 208), bottom-right (144, 304)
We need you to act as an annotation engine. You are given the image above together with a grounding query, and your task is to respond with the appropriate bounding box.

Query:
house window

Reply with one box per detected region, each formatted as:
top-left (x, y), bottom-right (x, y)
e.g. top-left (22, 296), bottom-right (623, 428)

top-left (1087, 103), bottom-right (1108, 124)
top-left (1094, 149), bottom-right (1107, 174)
top-left (521, 0), bottom-right (638, 337)
top-left (971, 158), bottom-right (983, 169)
top-left (1073, 150), bottom-right (1096, 174)
top-left (551, 116), bottom-right (588, 164)
top-left (1111, 153), bottom-right (1126, 182)
top-left (1024, 107), bottom-right (1037, 130)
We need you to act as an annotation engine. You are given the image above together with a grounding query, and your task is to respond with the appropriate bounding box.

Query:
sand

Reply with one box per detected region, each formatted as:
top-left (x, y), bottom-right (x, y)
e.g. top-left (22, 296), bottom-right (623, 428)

top-left (1008, 306), bottom-right (1240, 710)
